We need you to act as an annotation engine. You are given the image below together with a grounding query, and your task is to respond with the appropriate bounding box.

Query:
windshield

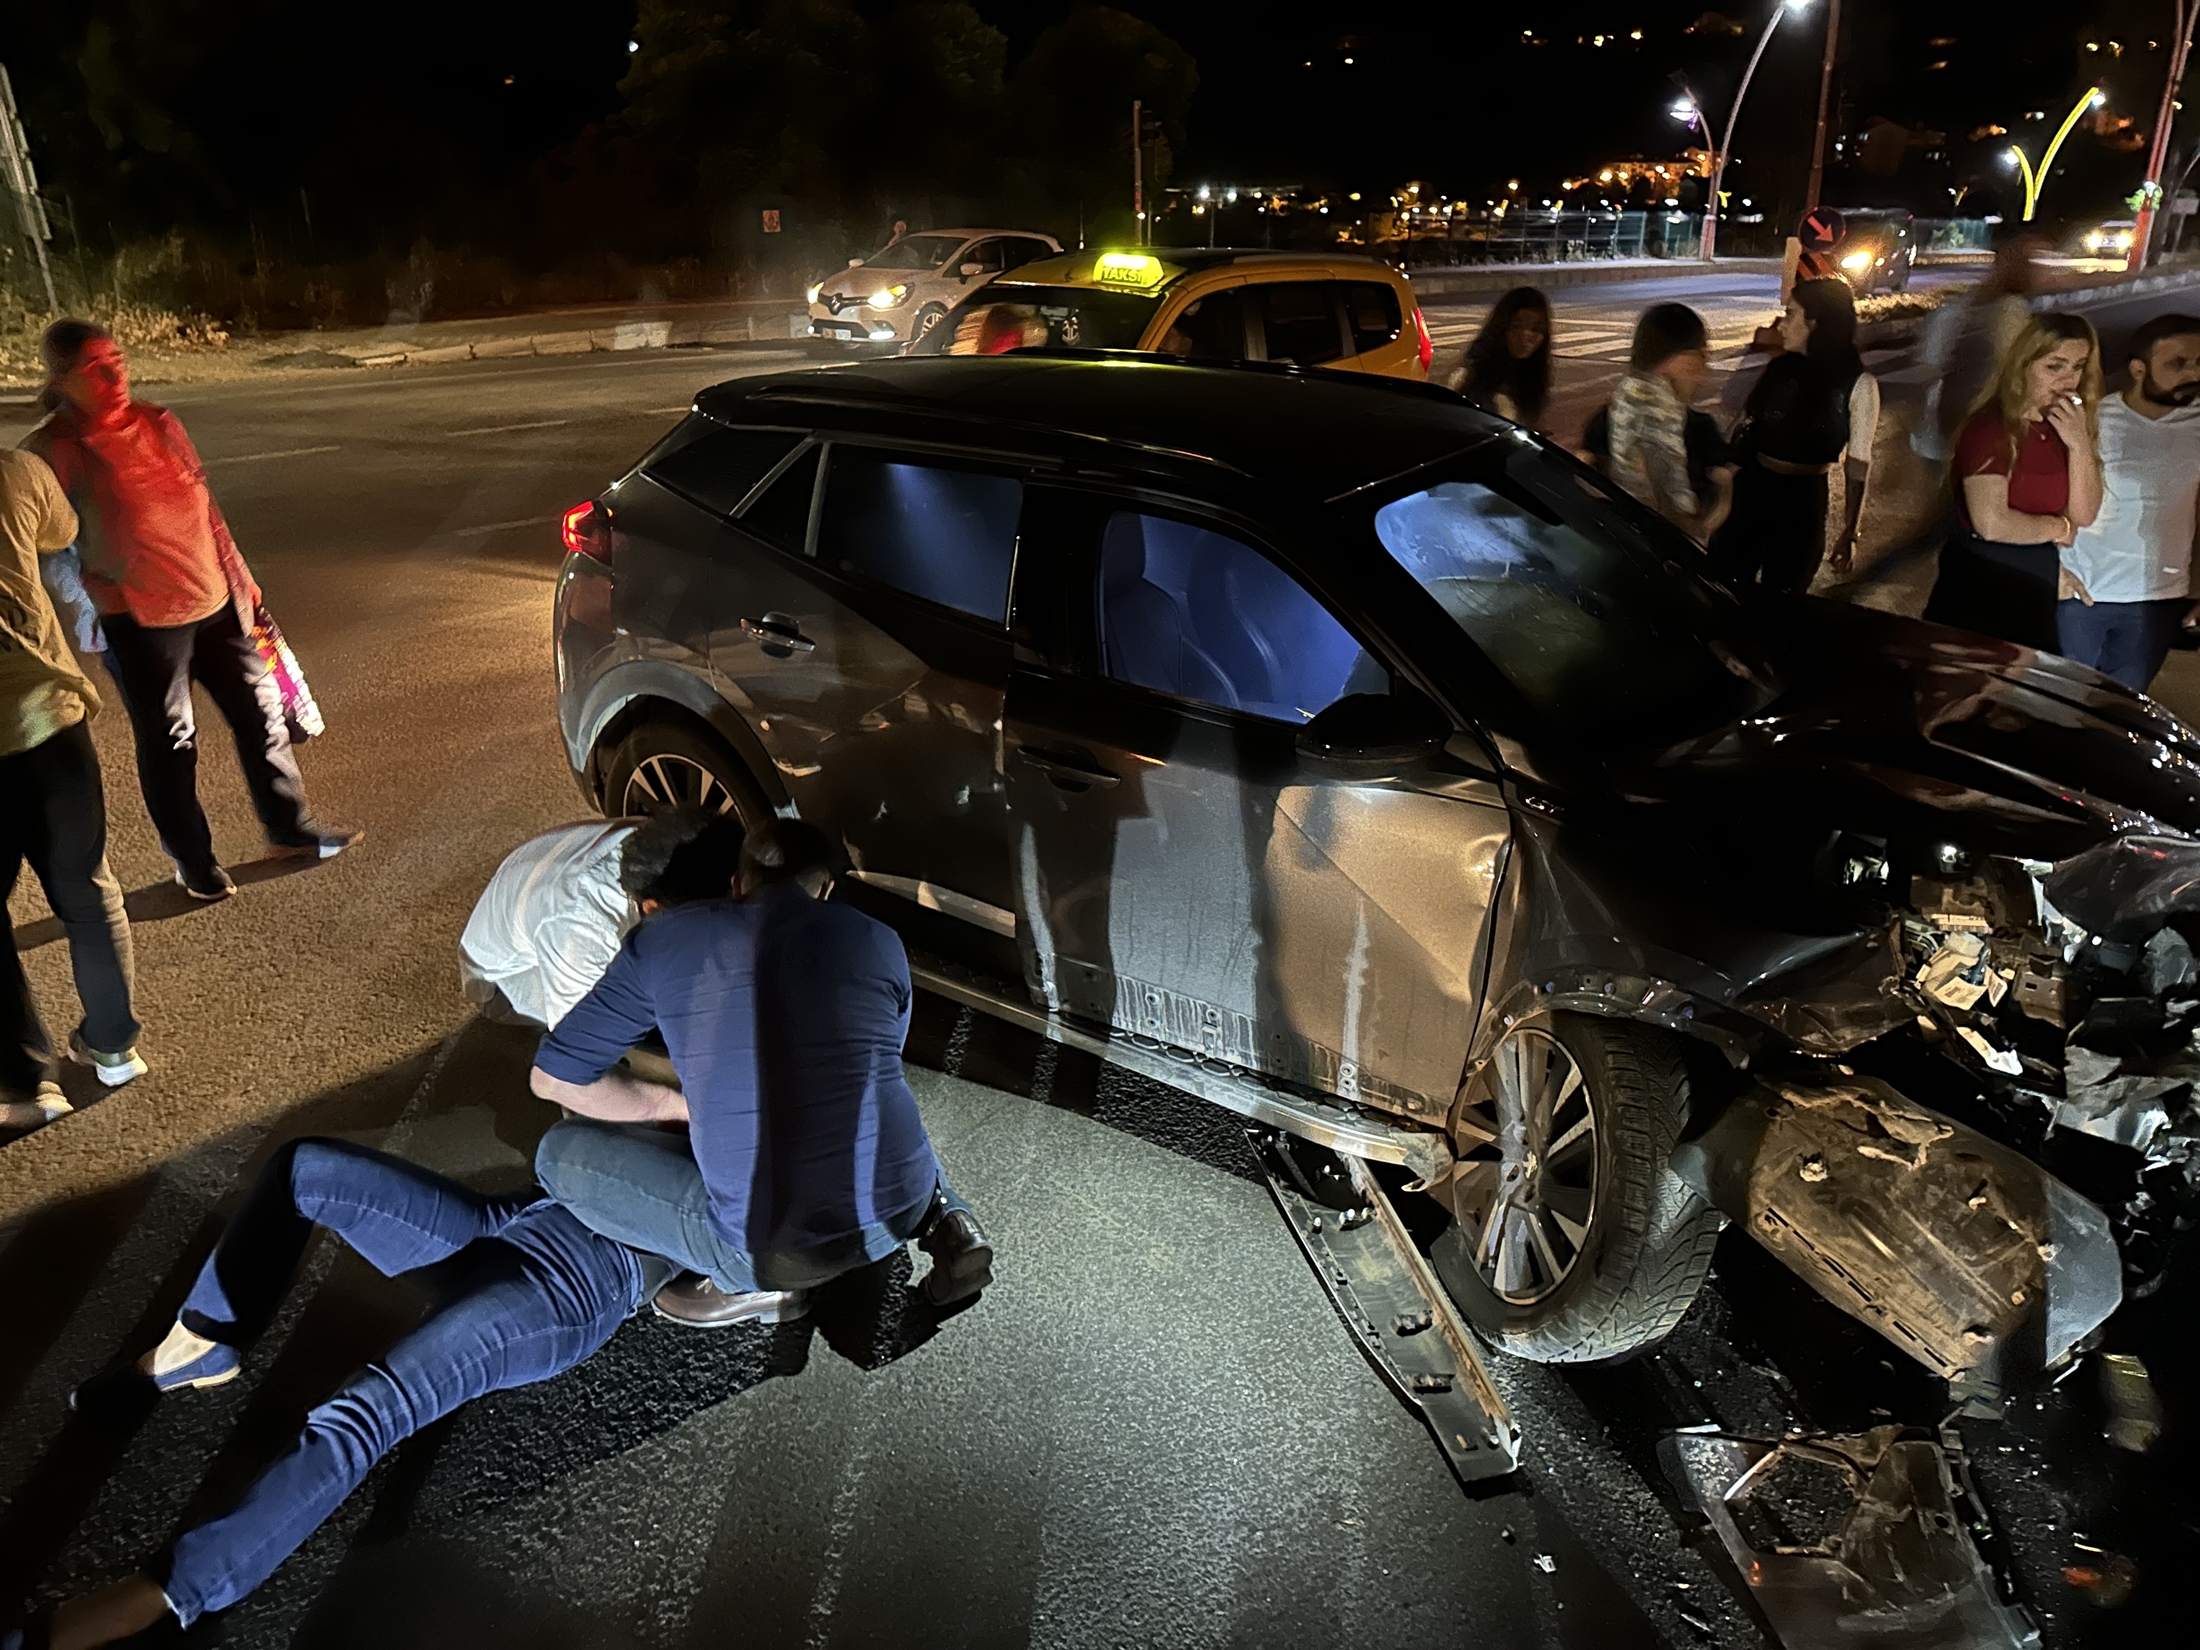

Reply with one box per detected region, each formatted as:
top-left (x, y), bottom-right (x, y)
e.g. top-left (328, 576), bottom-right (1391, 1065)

top-left (1371, 443), bottom-right (1772, 742)
top-left (863, 234), bottom-right (966, 271)
top-left (920, 283), bottom-right (1162, 354)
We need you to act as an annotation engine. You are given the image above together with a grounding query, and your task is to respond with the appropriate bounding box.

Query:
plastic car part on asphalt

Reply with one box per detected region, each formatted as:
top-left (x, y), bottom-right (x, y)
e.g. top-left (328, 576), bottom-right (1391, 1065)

top-left (1250, 1128), bottom-right (1520, 1482)
top-left (1663, 1425), bottom-right (2041, 1650)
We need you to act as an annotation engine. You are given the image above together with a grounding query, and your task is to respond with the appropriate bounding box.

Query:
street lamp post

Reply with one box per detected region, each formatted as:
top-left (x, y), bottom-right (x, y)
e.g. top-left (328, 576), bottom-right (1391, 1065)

top-left (2132, 1), bottom-right (2199, 269)
top-left (2005, 86), bottom-right (2105, 223)
top-left (1702, 0), bottom-right (1813, 265)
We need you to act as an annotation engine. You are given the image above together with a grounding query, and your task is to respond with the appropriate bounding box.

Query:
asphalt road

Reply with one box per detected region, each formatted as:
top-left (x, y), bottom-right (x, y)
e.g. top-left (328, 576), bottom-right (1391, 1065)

top-left (0, 329), bottom-right (2186, 1648)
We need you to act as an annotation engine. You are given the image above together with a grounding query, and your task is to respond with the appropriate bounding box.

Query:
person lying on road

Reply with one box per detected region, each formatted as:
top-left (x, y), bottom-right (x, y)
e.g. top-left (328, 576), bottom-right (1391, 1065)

top-left (529, 819), bottom-right (996, 1324)
top-left (9, 1137), bottom-right (677, 1650)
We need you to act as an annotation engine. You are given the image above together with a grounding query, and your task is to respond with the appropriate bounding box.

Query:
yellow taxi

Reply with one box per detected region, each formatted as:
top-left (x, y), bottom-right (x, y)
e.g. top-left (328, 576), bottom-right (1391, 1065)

top-left (917, 247), bottom-right (1434, 379)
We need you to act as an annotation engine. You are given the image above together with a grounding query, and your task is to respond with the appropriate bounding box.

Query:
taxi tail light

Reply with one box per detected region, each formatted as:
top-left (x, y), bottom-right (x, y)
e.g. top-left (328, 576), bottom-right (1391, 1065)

top-left (1411, 305), bottom-right (1434, 373)
top-left (562, 499), bottom-right (613, 564)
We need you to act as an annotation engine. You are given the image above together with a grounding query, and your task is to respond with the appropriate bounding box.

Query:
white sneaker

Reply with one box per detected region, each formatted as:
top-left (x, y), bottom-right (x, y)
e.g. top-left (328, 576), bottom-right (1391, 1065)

top-left (1, 1080), bottom-right (72, 1131)
top-left (69, 1029), bottom-right (149, 1088)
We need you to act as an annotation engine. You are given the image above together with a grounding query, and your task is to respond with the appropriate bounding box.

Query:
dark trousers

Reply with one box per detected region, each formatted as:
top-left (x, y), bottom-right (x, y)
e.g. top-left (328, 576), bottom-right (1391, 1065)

top-left (161, 1138), bottom-right (653, 1625)
top-left (1, 720), bottom-right (139, 1089)
top-left (1709, 464), bottom-right (1831, 596)
top-left (102, 606), bottom-right (312, 877)
top-left (2056, 597), bottom-right (2190, 692)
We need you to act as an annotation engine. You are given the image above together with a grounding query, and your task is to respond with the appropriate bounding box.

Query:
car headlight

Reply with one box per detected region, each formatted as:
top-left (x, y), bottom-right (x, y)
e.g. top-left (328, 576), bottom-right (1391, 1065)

top-left (867, 284), bottom-right (909, 309)
top-left (2085, 232), bottom-right (2105, 251)
top-left (1840, 250), bottom-right (1873, 272)
top-left (2113, 232), bottom-right (2133, 248)
top-left (807, 283), bottom-right (822, 304)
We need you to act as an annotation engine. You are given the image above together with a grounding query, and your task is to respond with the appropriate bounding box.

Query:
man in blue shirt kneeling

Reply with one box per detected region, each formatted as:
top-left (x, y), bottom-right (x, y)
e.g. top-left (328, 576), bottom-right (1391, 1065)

top-left (529, 819), bottom-right (992, 1325)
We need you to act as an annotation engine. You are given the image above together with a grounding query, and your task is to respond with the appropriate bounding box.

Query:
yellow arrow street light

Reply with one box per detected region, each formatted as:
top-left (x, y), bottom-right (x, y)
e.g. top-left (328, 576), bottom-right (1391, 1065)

top-left (2007, 86), bottom-right (2105, 222)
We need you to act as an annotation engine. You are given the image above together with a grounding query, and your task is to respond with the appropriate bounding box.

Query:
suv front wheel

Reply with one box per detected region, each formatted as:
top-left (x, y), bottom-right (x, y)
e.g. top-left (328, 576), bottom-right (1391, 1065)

top-left (599, 720), bottom-right (765, 824)
top-left (1429, 1014), bottom-right (1721, 1363)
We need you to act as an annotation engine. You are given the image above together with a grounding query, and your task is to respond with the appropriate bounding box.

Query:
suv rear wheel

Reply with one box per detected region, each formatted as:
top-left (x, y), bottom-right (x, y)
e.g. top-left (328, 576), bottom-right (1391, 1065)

top-left (1429, 1014), bottom-right (1720, 1363)
top-left (600, 721), bottom-right (765, 824)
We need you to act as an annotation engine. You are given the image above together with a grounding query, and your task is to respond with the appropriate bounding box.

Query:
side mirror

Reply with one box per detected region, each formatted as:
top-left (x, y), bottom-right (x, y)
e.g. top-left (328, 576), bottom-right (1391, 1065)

top-left (960, 261), bottom-right (985, 278)
top-left (1296, 694), bottom-right (1449, 781)
top-left (847, 257), bottom-right (864, 267)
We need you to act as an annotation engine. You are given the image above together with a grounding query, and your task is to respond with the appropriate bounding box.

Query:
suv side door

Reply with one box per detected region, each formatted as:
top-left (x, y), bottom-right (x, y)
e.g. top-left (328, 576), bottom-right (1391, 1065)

top-left (706, 438), bottom-right (1028, 966)
top-left (1002, 487), bottom-right (1508, 1119)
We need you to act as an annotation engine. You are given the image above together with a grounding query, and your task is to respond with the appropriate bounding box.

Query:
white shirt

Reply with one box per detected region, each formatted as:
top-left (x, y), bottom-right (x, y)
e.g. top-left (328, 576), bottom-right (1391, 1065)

top-left (2063, 395), bottom-right (2200, 604)
top-left (458, 821), bottom-right (638, 1029)
top-left (1845, 373), bottom-right (1881, 464)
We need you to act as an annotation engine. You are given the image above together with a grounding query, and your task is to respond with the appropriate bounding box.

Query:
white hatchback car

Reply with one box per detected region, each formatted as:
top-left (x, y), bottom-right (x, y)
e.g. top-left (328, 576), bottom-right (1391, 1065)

top-left (808, 228), bottom-right (1063, 347)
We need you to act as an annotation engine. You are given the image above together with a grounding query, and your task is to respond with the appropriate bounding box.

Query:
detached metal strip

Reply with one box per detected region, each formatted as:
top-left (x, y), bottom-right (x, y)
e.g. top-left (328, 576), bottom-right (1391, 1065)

top-left (908, 960), bottom-right (1453, 1183)
top-left (1253, 1131), bottom-right (1520, 1483)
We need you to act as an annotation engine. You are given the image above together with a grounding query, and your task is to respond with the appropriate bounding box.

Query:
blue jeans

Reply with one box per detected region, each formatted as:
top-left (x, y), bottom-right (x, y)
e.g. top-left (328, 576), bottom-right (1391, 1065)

top-left (158, 1138), bottom-right (653, 1627)
top-left (534, 1118), bottom-right (964, 1293)
top-left (2057, 597), bottom-right (2190, 692)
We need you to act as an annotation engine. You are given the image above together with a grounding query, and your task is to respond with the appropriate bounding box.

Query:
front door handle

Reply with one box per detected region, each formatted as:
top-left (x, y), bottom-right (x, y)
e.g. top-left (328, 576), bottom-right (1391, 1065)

top-left (1016, 746), bottom-right (1121, 790)
top-left (742, 613), bottom-right (816, 655)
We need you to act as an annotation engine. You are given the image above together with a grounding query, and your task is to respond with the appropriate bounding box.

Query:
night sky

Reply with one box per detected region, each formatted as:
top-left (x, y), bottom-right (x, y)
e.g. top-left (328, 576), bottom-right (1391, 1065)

top-left (0, 2), bottom-right (2157, 253)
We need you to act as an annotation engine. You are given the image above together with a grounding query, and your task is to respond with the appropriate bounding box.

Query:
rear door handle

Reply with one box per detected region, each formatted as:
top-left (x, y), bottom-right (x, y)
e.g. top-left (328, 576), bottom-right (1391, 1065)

top-left (1016, 746), bottom-right (1121, 789)
top-left (742, 613), bottom-right (816, 654)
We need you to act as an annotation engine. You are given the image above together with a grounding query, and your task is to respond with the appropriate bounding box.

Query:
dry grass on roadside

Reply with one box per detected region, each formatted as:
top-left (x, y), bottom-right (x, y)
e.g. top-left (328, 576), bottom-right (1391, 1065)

top-left (0, 293), bottom-right (231, 387)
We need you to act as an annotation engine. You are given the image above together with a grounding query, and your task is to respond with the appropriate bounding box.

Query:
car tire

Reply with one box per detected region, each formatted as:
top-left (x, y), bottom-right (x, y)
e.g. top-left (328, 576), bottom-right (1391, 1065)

top-left (913, 303), bottom-right (949, 342)
top-left (599, 720), bottom-right (767, 825)
top-left (1429, 1014), bottom-right (1721, 1364)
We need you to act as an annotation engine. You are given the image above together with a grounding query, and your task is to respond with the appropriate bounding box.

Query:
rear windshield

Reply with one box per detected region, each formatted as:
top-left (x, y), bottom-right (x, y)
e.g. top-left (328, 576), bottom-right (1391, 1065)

top-left (927, 284), bottom-right (1163, 354)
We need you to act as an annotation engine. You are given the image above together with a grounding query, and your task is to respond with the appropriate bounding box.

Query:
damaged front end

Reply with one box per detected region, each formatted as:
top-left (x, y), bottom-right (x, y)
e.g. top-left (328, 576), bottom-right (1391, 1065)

top-left (1683, 831), bottom-right (2200, 1394)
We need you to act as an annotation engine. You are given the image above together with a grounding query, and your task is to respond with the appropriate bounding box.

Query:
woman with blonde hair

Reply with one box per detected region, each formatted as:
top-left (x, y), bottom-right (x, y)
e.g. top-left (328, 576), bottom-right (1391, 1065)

top-left (1924, 312), bottom-right (2104, 649)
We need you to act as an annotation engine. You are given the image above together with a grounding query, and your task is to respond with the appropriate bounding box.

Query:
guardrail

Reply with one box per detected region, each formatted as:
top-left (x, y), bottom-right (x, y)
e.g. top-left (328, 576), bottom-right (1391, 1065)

top-left (1391, 209), bottom-right (1706, 269)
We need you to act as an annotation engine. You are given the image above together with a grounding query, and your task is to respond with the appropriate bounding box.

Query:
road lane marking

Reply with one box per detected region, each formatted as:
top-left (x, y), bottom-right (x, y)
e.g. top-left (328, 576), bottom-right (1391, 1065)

top-left (203, 444), bottom-right (340, 465)
top-left (446, 418), bottom-right (570, 437)
top-left (451, 517), bottom-right (552, 537)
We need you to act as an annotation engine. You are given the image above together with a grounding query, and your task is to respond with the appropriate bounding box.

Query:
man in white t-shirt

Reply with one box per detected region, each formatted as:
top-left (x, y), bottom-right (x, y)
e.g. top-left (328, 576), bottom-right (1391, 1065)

top-left (2058, 313), bottom-right (2200, 690)
top-left (459, 810), bottom-right (744, 1029)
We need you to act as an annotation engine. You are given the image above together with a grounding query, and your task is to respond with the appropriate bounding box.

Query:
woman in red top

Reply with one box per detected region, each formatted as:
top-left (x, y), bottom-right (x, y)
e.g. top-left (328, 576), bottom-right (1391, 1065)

top-left (1923, 312), bottom-right (2104, 650)
top-left (25, 321), bottom-right (357, 900)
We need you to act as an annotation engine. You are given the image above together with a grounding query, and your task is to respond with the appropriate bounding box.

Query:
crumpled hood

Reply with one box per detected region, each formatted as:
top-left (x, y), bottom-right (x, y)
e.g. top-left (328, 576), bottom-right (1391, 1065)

top-left (1637, 600), bottom-right (2200, 857)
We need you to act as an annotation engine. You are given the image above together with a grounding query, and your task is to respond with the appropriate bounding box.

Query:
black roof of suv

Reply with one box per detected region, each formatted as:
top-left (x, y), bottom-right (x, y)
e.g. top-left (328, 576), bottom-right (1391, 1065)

top-left (696, 355), bottom-right (1496, 503)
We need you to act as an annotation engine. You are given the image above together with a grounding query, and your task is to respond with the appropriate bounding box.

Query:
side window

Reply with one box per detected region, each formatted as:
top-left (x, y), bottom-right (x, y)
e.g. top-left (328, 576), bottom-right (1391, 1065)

top-left (962, 239), bottom-right (1006, 274)
top-left (643, 423), bottom-right (803, 517)
top-left (1157, 289), bottom-right (1248, 360)
top-left (1345, 282), bottom-right (1403, 354)
top-left (736, 445), bottom-right (820, 553)
top-left (1004, 238), bottom-right (1049, 270)
top-left (1096, 512), bottom-right (1382, 723)
top-left (1254, 282), bottom-right (1346, 366)
top-left (815, 450), bottom-right (1023, 622)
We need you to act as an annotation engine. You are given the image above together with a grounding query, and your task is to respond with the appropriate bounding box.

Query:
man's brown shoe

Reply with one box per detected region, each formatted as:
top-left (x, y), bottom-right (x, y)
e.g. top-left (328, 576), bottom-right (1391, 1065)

top-left (651, 1274), bottom-right (809, 1328)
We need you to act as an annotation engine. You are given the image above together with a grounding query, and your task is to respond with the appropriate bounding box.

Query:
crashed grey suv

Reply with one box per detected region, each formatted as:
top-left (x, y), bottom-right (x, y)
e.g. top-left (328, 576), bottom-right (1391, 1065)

top-left (553, 353), bottom-right (2200, 1395)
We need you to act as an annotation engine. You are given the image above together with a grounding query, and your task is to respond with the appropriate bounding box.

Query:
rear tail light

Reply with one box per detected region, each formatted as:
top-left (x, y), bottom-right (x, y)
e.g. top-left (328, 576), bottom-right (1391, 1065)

top-left (1411, 306), bottom-right (1434, 374)
top-left (562, 499), bottom-right (612, 563)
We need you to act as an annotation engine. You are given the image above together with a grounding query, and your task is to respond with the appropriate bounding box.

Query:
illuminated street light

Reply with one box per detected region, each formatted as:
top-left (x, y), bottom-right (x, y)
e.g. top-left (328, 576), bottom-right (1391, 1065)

top-left (2006, 86), bottom-right (2105, 221)
top-left (1702, 0), bottom-right (1816, 263)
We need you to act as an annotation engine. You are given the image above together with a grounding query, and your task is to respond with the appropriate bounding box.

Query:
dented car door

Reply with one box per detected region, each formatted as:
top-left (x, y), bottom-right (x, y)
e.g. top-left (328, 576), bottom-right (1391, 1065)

top-left (1005, 490), bottom-right (1506, 1120)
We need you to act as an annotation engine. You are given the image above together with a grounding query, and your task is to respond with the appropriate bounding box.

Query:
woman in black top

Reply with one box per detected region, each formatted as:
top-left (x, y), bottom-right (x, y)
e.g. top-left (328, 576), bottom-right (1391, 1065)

top-left (1709, 278), bottom-right (1868, 594)
top-left (1455, 287), bottom-right (1551, 429)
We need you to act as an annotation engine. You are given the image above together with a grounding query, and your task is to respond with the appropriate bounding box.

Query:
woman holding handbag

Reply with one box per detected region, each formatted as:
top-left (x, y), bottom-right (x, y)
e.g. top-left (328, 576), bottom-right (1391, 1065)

top-left (25, 321), bottom-right (357, 902)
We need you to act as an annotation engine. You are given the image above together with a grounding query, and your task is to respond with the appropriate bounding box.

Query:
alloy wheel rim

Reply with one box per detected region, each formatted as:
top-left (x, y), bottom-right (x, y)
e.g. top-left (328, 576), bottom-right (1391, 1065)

top-left (1447, 1027), bottom-right (1600, 1306)
top-left (622, 753), bottom-right (740, 817)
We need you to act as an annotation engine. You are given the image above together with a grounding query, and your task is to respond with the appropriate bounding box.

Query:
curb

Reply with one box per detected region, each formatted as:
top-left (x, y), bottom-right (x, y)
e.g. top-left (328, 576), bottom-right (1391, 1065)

top-left (322, 311), bottom-right (814, 370)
